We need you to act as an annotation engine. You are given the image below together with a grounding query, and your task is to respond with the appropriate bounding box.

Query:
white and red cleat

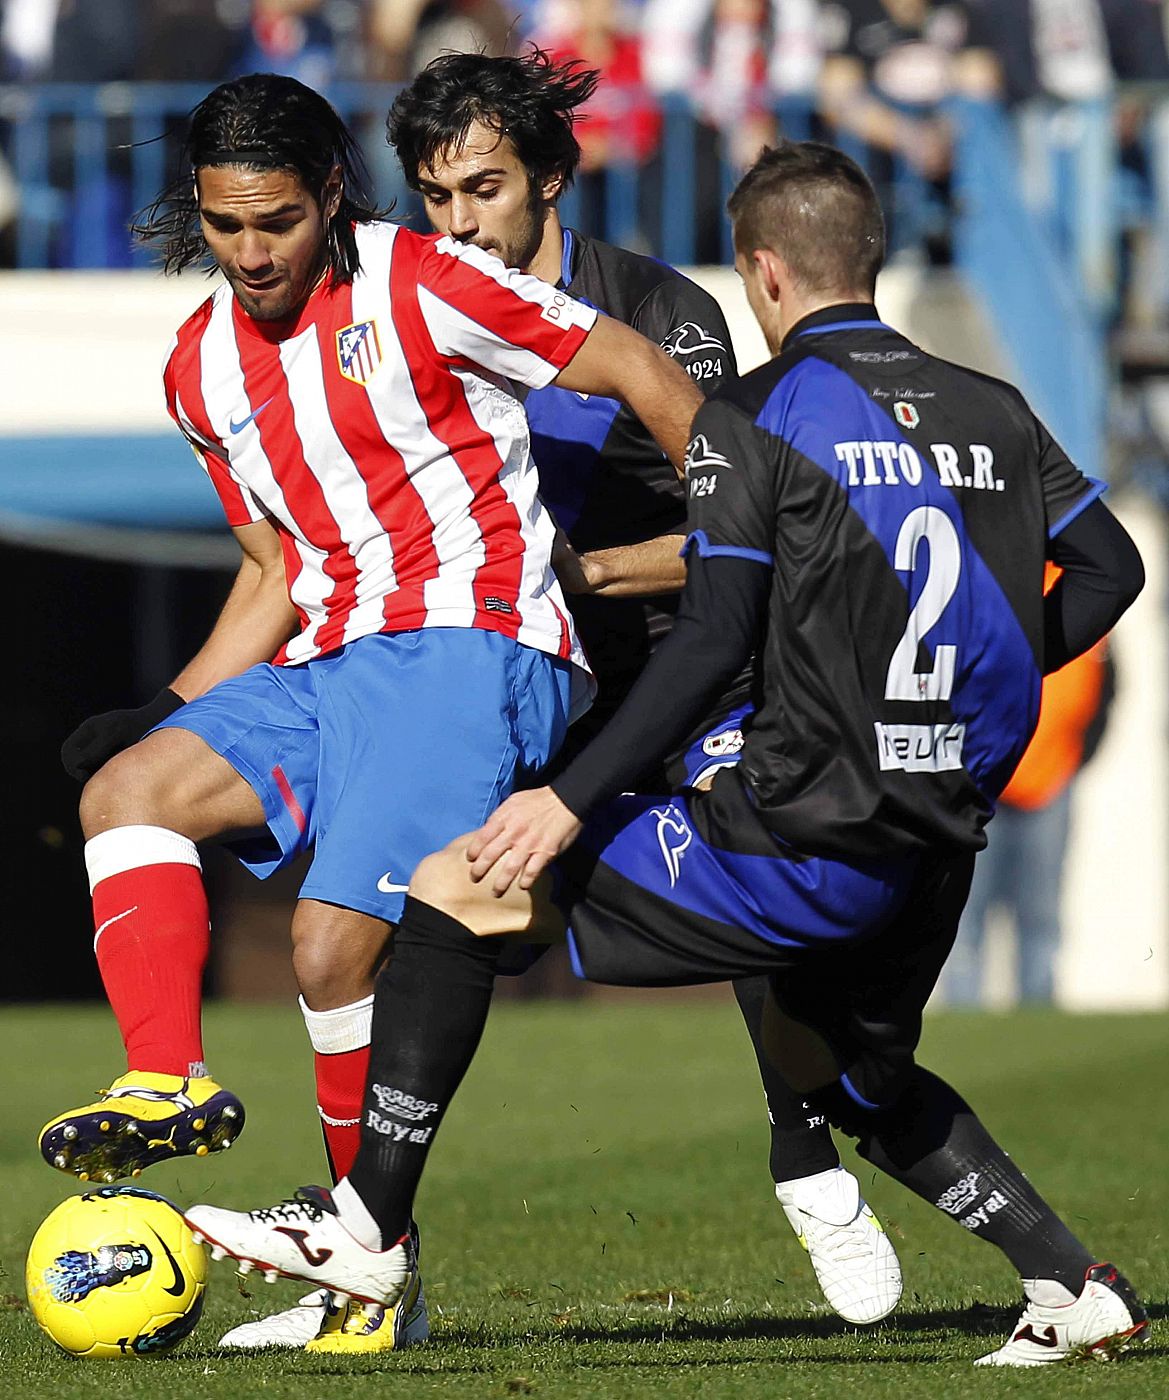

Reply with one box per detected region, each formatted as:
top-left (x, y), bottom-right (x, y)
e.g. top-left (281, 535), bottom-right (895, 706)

top-left (976, 1264), bottom-right (1148, 1367)
top-left (185, 1186), bottom-right (410, 1308)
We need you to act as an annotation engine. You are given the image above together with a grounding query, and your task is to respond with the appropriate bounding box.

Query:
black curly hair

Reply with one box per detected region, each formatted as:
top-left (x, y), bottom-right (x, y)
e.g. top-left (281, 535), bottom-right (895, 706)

top-left (133, 73), bottom-right (386, 280)
top-left (388, 48), bottom-right (599, 196)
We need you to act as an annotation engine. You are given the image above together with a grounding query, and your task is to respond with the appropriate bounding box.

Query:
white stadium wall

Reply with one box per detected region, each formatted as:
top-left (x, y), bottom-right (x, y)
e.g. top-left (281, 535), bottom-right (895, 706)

top-left (2, 269), bottom-right (1166, 1010)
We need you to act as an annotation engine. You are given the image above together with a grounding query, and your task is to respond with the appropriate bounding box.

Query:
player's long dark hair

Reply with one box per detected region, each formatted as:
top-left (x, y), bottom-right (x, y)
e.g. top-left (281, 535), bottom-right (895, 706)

top-left (132, 73), bottom-right (386, 280)
top-left (388, 48), bottom-right (599, 195)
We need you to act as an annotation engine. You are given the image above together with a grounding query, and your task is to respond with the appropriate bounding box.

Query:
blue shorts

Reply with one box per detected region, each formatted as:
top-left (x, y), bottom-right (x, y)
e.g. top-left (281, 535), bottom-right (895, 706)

top-left (554, 782), bottom-right (972, 1105)
top-left (556, 787), bottom-right (920, 985)
top-left (155, 630), bottom-right (572, 923)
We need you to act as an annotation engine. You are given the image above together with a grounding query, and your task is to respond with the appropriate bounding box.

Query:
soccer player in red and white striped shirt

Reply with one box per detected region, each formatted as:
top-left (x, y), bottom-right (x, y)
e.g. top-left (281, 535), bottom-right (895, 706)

top-left (43, 74), bottom-right (701, 1346)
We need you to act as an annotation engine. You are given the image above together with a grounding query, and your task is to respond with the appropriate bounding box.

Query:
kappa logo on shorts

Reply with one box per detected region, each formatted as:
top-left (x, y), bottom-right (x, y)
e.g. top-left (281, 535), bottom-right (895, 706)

top-left (651, 804), bottom-right (693, 888)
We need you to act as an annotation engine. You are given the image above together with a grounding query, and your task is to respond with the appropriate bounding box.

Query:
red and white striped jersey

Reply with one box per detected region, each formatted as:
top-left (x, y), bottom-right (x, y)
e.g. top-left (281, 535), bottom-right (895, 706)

top-left (162, 221), bottom-right (597, 702)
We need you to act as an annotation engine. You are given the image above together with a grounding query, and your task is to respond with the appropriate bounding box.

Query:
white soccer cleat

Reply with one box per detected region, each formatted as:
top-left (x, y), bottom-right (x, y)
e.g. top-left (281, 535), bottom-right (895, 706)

top-left (975, 1264), bottom-right (1148, 1367)
top-left (218, 1290), bottom-right (330, 1349)
top-left (185, 1186), bottom-right (410, 1307)
top-left (776, 1166), bottom-right (902, 1324)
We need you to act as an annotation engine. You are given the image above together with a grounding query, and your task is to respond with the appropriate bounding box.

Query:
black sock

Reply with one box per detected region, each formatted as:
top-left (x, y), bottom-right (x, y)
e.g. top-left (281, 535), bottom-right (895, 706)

top-left (841, 1067), bottom-right (1095, 1291)
top-left (346, 897), bottom-right (499, 1243)
top-left (732, 976), bottom-right (841, 1182)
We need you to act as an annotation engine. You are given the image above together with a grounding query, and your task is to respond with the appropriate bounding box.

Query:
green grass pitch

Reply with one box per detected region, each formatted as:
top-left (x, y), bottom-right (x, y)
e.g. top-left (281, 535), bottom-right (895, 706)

top-left (1, 998), bottom-right (1164, 1397)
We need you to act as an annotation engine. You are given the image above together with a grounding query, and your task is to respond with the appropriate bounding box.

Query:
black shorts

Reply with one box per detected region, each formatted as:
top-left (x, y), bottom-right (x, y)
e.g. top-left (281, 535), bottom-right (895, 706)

top-left (555, 789), bottom-right (974, 1105)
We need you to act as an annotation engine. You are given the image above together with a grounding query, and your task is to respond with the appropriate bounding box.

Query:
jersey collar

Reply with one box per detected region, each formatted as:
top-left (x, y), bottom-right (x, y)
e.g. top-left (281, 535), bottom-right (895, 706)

top-left (558, 227), bottom-right (577, 290)
top-left (783, 302), bottom-right (889, 351)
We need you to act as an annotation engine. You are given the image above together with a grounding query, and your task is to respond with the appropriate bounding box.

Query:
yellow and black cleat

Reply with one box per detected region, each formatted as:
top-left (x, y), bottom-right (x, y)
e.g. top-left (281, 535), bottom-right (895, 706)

top-left (39, 1072), bottom-right (244, 1181)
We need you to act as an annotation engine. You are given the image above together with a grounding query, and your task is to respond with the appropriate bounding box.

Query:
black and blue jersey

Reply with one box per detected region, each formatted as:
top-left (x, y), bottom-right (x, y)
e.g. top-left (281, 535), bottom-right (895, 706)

top-left (684, 303), bottom-right (1102, 856)
top-left (524, 229), bottom-right (739, 730)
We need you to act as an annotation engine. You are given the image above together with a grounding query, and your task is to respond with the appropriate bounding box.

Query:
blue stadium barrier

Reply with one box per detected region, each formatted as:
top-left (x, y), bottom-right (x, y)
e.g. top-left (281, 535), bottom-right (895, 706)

top-left (0, 83), bottom-right (1147, 550)
top-left (951, 97), bottom-right (1107, 477)
top-left (0, 82), bottom-right (838, 270)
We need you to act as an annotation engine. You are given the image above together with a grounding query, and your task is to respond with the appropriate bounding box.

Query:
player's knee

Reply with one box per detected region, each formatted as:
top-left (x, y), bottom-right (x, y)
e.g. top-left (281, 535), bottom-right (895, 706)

top-left (79, 746), bottom-right (168, 838)
top-left (292, 927), bottom-right (378, 1009)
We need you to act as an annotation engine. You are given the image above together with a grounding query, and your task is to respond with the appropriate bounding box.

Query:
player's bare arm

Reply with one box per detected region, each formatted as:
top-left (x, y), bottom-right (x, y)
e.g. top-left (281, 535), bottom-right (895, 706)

top-left (170, 517), bottom-right (297, 701)
top-left (552, 529), bottom-right (687, 596)
top-left (60, 519), bottom-right (296, 784)
top-left (553, 315), bottom-right (703, 474)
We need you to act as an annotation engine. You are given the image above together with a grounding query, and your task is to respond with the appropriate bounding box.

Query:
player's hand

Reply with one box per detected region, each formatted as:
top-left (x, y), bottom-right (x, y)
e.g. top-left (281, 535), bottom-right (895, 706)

top-left (466, 787), bottom-right (583, 895)
top-left (551, 530), bottom-right (593, 595)
top-left (61, 688), bottom-right (185, 783)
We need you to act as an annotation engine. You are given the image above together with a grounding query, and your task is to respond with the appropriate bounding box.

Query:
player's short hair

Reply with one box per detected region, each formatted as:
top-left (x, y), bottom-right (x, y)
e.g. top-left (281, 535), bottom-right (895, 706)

top-left (133, 73), bottom-right (385, 279)
top-left (728, 142), bottom-right (886, 296)
top-left (388, 48), bottom-right (599, 196)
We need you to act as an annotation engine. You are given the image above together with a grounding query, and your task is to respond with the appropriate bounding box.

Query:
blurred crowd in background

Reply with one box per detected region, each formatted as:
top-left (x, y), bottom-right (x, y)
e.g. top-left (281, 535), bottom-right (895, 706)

top-left (2, 1), bottom-right (1169, 282)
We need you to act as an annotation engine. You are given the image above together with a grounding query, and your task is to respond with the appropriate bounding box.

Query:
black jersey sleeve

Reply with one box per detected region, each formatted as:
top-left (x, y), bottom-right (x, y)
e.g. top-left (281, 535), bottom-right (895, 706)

top-left (1034, 414), bottom-right (1106, 537)
top-left (683, 397), bottom-right (776, 560)
top-left (637, 278), bottom-right (738, 394)
top-left (1043, 498), bottom-right (1144, 673)
top-left (550, 553), bottom-right (769, 818)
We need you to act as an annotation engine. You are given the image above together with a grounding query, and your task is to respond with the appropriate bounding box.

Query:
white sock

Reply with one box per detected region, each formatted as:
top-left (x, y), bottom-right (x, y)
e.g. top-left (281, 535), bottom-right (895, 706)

top-left (331, 1177), bottom-right (383, 1251)
top-left (84, 824), bottom-right (200, 893)
top-left (298, 994), bottom-right (373, 1054)
top-left (1023, 1277), bottom-right (1078, 1307)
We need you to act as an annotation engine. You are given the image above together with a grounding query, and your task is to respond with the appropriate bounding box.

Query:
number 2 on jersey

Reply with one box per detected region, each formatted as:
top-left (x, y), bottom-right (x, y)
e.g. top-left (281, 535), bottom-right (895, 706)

top-left (884, 506), bottom-right (960, 702)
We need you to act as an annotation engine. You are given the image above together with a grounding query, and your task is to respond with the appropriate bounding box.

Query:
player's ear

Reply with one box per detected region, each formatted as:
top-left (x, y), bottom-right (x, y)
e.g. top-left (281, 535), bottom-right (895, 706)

top-left (754, 248), bottom-right (785, 306)
top-left (540, 169), bottom-right (565, 206)
top-left (322, 165), bottom-right (343, 222)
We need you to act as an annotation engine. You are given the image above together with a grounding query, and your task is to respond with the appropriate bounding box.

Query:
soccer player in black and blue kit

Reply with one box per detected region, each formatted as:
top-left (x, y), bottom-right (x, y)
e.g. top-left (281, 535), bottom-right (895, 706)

top-left (387, 50), bottom-right (899, 1321)
top-left (188, 139), bottom-right (1149, 1368)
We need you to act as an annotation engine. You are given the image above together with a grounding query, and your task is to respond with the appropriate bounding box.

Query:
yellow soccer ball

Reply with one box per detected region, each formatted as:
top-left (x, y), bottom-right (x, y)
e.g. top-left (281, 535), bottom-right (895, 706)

top-left (26, 1187), bottom-right (207, 1358)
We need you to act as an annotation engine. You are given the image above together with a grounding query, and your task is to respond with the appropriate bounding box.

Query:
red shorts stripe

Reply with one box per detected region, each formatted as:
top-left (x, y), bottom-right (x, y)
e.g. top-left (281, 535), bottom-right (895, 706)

top-left (272, 764), bottom-right (308, 834)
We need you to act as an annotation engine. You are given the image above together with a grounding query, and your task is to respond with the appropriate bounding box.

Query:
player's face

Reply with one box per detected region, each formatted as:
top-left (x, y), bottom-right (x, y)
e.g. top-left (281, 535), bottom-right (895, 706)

top-left (197, 165), bottom-right (339, 322)
top-left (417, 121), bottom-right (550, 272)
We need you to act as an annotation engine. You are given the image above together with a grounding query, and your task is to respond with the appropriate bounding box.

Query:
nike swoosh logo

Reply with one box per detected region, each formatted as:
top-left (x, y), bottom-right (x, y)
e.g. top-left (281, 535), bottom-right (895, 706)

top-left (228, 398), bottom-right (274, 435)
top-left (93, 905), bottom-right (138, 952)
top-left (377, 874), bottom-right (410, 894)
top-left (147, 1226), bottom-right (187, 1297)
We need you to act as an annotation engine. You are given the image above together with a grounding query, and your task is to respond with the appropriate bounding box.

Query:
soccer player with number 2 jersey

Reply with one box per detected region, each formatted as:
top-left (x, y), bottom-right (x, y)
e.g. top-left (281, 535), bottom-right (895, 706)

top-left (41, 72), bottom-right (702, 1353)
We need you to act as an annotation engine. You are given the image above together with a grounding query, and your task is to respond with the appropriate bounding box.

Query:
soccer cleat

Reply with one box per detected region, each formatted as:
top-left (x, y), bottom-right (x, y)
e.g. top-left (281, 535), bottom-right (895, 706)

top-left (186, 1186), bottom-right (410, 1308)
top-left (39, 1072), bottom-right (244, 1182)
top-left (975, 1264), bottom-right (1148, 1367)
top-left (218, 1290), bottom-right (331, 1349)
top-left (305, 1284), bottom-right (428, 1354)
top-left (776, 1166), bottom-right (902, 1324)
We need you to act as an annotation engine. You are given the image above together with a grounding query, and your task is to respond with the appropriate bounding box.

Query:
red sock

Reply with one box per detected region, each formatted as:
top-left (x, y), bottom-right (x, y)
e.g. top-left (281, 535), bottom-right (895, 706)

top-left (87, 826), bottom-right (209, 1077)
top-left (315, 1045), bottom-right (371, 1179)
top-left (300, 994), bottom-right (373, 1181)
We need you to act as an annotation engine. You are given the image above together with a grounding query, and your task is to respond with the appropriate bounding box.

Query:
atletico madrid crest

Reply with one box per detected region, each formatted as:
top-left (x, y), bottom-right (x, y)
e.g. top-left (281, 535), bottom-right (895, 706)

top-left (336, 320), bottom-right (382, 384)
